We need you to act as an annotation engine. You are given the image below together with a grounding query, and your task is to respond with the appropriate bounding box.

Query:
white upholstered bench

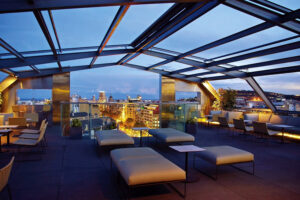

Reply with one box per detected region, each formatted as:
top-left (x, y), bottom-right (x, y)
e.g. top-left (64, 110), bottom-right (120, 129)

top-left (111, 147), bottom-right (186, 198)
top-left (194, 145), bottom-right (254, 179)
top-left (95, 130), bottom-right (134, 147)
top-left (148, 128), bottom-right (195, 143)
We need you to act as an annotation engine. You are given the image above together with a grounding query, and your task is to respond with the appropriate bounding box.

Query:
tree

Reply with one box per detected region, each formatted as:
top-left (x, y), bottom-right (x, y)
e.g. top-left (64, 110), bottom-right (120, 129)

top-left (220, 89), bottom-right (237, 111)
top-left (125, 118), bottom-right (135, 128)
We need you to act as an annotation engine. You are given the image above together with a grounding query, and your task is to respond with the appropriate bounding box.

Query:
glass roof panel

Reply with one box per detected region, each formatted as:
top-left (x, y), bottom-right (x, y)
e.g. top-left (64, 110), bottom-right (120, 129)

top-left (156, 62), bottom-right (191, 72)
top-left (0, 49), bottom-right (16, 59)
top-left (128, 54), bottom-right (165, 67)
top-left (108, 3), bottom-right (173, 45)
top-left (41, 11), bottom-right (59, 50)
top-left (200, 73), bottom-right (224, 78)
top-left (274, 0), bottom-right (299, 10)
top-left (228, 49), bottom-right (300, 66)
top-left (0, 12), bottom-right (50, 52)
top-left (36, 63), bottom-right (59, 70)
top-left (0, 71), bottom-right (8, 82)
top-left (181, 69), bottom-right (209, 75)
top-left (209, 78), bottom-right (253, 90)
top-left (156, 4), bottom-right (263, 52)
top-left (52, 7), bottom-right (118, 48)
top-left (255, 73), bottom-right (300, 95)
top-left (11, 66), bottom-right (33, 72)
top-left (93, 54), bottom-right (126, 64)
top-left (196, 26), bottom-right (297, 59)
top-left (209, 36), bottom-right (300, 62)
top-left (241, 61), bottom-right (300, 73)
top-left (61, 58), bottom-right (92, 67)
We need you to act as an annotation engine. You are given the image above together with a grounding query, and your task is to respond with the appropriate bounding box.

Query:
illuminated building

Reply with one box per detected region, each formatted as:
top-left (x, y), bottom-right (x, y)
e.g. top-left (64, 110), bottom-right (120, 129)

top-left (98, 91), bottom-right (106, 103)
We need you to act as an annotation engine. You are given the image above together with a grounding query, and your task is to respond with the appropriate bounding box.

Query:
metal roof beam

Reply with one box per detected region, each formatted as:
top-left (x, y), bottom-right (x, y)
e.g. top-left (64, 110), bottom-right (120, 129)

top-left (123, 63), bottom-right (201, 82)
top-left (210, 35), bottom-right (299, 61)
top-left (89, 5), bottom-right (129, 68)
top-left (245, 77), bottom-right (277, 112)
top-left (0, 44), bottom-right (131, 57)
top-left (187, 55), bottom-right (300, 77)
top-left (0, 38), bottom-right (40, 73)
top-left (118, 1), bottom-right (220, 65)
top-left (0, 0), bottom-right (205, 14)
top-left (249, 0), bottom-right (292, 14)
top-left (48, 10), bottom-right (62, 53)
top-left (33, 10), bottom-right (62, 71)
top-left (147, 9), bottom-right (300, 70)
top-left (171, 41), bottom-right (300, 74)
top-left (203, 65), bottom-right (300, 81)
top-left (224, 0), bottom-right (300, 34)
top-left (0, 49), bottom-right (134, 69)
top-left (16, 63), bottom-right (115, 78)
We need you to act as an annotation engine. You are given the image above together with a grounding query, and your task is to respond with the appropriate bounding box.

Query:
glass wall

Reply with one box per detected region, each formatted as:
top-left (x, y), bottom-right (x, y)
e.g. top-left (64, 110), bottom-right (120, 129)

top-left (60, 102), bottom-right (202, 138)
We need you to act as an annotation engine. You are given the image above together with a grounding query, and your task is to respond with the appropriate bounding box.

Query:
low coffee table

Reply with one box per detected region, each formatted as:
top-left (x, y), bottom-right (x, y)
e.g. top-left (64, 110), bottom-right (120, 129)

top-left (132, 127), bottom-right (149, 146)
top-left (170, 145), bottom-right (205, 183)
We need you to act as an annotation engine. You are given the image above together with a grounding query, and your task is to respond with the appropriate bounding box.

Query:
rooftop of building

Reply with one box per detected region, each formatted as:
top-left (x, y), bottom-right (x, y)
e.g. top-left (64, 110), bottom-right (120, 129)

top-left (1, 125), bottom-right (300, 200)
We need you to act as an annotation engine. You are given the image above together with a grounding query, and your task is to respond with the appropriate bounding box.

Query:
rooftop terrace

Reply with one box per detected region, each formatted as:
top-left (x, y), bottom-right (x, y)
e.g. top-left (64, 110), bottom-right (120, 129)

top-left (1, 125), bottom-right (300, 200)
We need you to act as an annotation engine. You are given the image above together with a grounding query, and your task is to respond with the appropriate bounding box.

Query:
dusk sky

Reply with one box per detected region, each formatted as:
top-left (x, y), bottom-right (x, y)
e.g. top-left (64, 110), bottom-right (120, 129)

top-left (0, 1), bottom-right (299, 99)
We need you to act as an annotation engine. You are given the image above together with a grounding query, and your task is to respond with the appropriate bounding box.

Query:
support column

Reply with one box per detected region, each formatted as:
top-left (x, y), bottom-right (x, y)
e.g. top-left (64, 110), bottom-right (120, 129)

top-left (52, 73), bottom-right (70, 132)
top-left (245, 77), bottom-right (276, 112)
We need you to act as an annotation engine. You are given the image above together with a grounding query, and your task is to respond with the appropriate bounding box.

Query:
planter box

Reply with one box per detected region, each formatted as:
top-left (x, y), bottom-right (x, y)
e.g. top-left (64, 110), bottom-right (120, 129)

top-left (70, 127), bottom-right (82, 139)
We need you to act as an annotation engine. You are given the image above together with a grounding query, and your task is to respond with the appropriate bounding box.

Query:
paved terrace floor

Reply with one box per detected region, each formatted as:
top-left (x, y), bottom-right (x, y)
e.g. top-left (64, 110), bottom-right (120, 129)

top-left (1, 125), bottom-right (300, 200)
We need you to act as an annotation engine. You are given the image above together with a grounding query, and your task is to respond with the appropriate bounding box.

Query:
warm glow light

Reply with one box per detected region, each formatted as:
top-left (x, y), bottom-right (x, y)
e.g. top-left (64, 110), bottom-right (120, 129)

top-left (250, 97), bottom-right (262, 101)
top-left (276, 133), bottom-right (300, 140)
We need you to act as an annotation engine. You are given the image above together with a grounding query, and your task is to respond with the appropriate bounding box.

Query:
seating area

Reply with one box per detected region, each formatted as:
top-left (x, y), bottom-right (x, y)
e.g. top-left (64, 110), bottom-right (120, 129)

top-left (204, 111), bottom-right (300, 141)
top-left (0, 0), bottom-right (299, 199)
top-left (1, 125), bottom-right (300, 200)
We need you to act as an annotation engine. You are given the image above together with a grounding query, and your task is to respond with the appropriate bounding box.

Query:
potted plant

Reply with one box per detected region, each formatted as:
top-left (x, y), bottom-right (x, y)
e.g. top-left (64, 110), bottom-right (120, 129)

top-left (70, 118), bottom-right (82, 139)
top-left (185, 117), bottom-right (198, 135)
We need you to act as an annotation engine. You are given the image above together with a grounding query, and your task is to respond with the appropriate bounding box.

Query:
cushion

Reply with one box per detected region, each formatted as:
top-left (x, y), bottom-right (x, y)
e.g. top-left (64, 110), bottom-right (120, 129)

top-left (118, 157), bottom-right (186, 186)
top-left (227, 112), bottom-right (243, 124)
top-left (244, 113), bottom-right (258, 122)
top-left (196, 145), bottom-right (254, 165)
top-left (19, 133), bottom-right (40, 139)
top-left (267, 124), bottom-right (285, 132)
top-left (111, 147), bottom-right (158, 163)
top-left (269, 115), bottom-right (289, 124)
top-left (148, 128), bottom-right (195, 143)
top-left (111, 147), bottom-right (185, 186)
top-left (286, 117), bottom-right (300, 128)
top-left (212, 114), bottom-right (221, 122)
top-left (258, 113), bottom-right (272, 123)
top-left (285, 127), bottom-right (300, 135)
top-left (21, 129), bottom-right (40, 134)
top-left (95, 130), bottom-right (134, 146)
top-left (13, 138), bottom-right (37, 146)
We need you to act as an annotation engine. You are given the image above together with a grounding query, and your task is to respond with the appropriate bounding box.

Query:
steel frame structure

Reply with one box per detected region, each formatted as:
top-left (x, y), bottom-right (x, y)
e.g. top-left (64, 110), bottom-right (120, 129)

top-left (0, 0), bottom-right (299, 112)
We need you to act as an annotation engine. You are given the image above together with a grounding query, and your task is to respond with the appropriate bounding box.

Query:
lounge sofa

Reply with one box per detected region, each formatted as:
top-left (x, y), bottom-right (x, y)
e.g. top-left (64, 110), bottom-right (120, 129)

top-left (194, 145), bottom-right (254, 179)
top-left (95, 130), bottom-right (134, 147)
top-left (244, 113), bottom-right (300, 135)
top-left (209, 111), bottom-right (300, 136)
top-left (111, 147), bottom-right (186, 198)
top-left (148, 128), bottom-right (195, 143)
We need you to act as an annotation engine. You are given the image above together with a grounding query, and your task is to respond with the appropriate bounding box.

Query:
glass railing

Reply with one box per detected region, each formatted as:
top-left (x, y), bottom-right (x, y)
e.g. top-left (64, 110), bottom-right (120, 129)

top-left (60, 102), bottom-right (204, 138)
